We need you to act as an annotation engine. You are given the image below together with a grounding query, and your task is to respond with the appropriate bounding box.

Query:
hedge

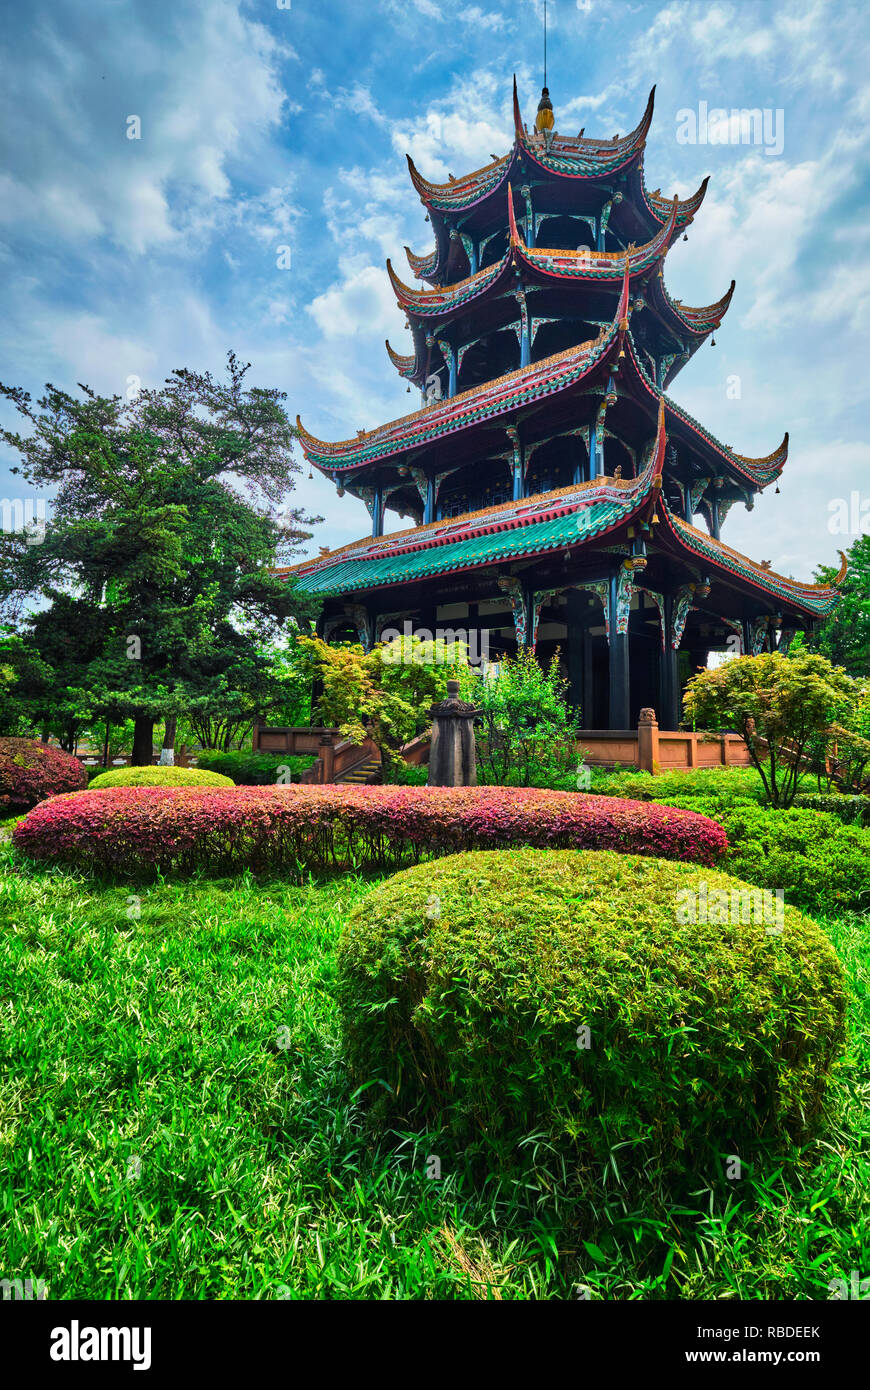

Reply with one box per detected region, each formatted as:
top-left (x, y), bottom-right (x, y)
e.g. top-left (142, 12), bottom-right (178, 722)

top-left (194, 749), bottom-right (316, 785)
top-left (87, 765), bottom-right (234, 790)
top-left (0, 737), bottom-right (87, 809)
top-left (648, 797), bottom-right (870, 915)
top-left (337, 849), bottom-right (847, 1170)
top-left (591, 766), bottom-right (768, 805)
top-left (11, 785), bottom-right (728, 878)
top-left (791, 792), bottom-right (870, 826)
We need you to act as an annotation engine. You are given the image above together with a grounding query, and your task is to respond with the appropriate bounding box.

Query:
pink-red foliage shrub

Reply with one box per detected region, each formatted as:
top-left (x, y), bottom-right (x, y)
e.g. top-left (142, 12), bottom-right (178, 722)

top-left (0, 738), bottom-right (87, 809)
top-left (12, 785), bottom-right (728, 878)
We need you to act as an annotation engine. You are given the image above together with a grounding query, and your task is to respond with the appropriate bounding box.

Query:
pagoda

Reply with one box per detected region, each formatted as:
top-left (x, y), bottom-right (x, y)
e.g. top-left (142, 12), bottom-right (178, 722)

top-left (282, 76), bottom-right (843, 730)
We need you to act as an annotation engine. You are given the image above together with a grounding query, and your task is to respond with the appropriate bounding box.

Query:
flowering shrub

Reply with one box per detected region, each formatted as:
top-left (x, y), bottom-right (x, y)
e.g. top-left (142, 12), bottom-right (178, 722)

top-left (0, 737), bottom-right (87, 809)
top-left (88, 766), bottom-right (233, 789)
top-left (11, 784), bottom-right (727, 877)
top-left (337, 849), bottom-right (846, 1173)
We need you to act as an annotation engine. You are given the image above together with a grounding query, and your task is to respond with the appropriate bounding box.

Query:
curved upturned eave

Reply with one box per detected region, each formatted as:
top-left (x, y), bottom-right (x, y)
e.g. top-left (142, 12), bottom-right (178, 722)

top-left (658, 502), bottom-right (841, 617)
top-left (386, 249), bottom-right (511, 318)
top-left (390, 191), bottom-right (676, 325)
top-left (642, 171), bottom-right (710, 228)
top-left (511, 188), bottom-right (679, 281)
top-left (281, 441), bottom-right (663, 594)
top-left (404, 245), bottom-right (439, 280)
top-left (385, 340), bottom-right (417, 379)
top-left (657, 278), bottom-right (735, 336)
top-left (620, 334), bottom-right (789, 489)
top-left (405, 81), bottom-right (657, 220)
top-left (296, 297), bottom-right (627, 474)
top-left (406, 149), bottom-right (514, 214)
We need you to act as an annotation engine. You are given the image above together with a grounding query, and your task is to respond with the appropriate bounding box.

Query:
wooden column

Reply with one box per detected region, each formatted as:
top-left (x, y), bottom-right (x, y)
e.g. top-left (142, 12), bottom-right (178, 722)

top-left (608, 571), bottom-right (630, 729)
top-left (659, 592), bottom-right (680, 731)
top-left (566, 589), bottom-right (586, 714)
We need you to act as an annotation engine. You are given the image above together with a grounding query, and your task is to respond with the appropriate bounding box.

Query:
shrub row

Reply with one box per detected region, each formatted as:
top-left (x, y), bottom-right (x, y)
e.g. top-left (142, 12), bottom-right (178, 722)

top-left (655, 796), bottom-right (870, 915)
top-left (87, 765), bottom-right (234, 789)
top-left (791, 792), bottom-right (870, 826)
top-left (590, 766), bottom-right (768, 804)
top-left (337, 849), bottom-right (847, 1170)
top-left (11, 784), bottom-right (728, 877)
top-left (0, 737), bottom-right (87, 809)
top-left (194, 749), bottom-right (316, 785)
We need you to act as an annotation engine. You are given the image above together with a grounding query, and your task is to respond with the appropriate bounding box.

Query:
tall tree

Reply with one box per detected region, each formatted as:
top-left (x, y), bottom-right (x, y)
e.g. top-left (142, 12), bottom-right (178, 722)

top-left (811, 535), bottom-right (870, 678)
top-left (0, 354), bottom-right (320, 761)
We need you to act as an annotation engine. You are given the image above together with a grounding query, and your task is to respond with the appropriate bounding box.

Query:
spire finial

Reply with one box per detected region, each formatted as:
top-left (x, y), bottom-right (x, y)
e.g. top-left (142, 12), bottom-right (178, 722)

top-left (536, 2), bottom-right (554, 134)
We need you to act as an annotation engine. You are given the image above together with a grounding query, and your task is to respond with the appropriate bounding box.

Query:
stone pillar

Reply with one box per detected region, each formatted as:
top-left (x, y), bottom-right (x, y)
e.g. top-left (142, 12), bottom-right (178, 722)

top-left (637, 707), bottom-right (660, 774)
top-left (428, 681), bottom-right (478, 786)
top-left (319, 734), bottom-right (335, 785)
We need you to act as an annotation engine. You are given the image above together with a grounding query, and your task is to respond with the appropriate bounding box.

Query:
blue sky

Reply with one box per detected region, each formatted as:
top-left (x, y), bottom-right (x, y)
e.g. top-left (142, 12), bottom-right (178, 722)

top-left (1, 0), bottom-right (869, 579)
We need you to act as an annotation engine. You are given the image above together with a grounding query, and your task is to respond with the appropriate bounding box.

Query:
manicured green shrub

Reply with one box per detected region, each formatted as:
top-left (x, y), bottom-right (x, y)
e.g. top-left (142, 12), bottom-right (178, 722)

top-left (0, 737), bottom-right (87, 808)
top-left (388, 762), bottom-right (429, 787)
top-left (591, 766), bottom-right (768, 804)
top-left (12, 785), bottom-right (727, 878)
top-left (337, 849), bottom-right (847, 1170)
top-left (194, 749), bottom-right (316, 785)
top-left (656, 798), bottom-right (870, 915)
top-left (792, 792), bottom-right (870, 826)
top-left (87, 765), bottom-right (233, 790)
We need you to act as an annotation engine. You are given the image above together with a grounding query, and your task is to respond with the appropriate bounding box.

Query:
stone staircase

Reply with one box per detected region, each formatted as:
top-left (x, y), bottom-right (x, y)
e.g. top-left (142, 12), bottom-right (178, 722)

top-left (336, 758), bottom-right (382, 785)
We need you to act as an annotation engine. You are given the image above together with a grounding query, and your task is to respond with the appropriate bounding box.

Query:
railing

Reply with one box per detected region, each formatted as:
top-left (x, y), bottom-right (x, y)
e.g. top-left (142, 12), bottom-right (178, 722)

top-left (254, 714), bottom-right (752, 782)
top-left (252, 725), bottom-right (340, 756)
top-left (301, 734), bottom-right (382, 785)
top-left (579, 712), bottom-right (751, 773)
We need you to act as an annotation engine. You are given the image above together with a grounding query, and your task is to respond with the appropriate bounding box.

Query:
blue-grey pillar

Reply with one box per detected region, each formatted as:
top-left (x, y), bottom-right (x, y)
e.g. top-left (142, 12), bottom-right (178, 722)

top-left (372, 487), bottom-right (384, 538)
top-left (608, 571), bottom-right (630, 729)
top-left (424, 476), bottom-right (436, 525)
top-left (448, 349), bottom-right (458, 398)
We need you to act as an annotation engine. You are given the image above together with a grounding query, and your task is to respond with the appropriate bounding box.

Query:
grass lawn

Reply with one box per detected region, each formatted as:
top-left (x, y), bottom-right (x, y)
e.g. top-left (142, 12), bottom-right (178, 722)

top-left (0, 839), bottom-right (868, 1300)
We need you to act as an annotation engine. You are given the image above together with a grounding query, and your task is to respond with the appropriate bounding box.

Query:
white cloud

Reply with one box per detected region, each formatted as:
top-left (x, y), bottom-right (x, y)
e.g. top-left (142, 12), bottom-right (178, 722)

top-left (0, 0), bottom-right (294, 255)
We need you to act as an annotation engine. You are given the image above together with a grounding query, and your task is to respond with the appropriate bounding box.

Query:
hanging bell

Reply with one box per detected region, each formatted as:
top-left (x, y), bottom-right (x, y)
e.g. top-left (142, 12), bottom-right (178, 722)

top-left (406, 386), bottom-right (411, 393)
top-left (775, 486), bottom-right (780, 494)
top-left (683, 233), bottom-right (688, 242)
top-left (308, 467), bottom-right (313, 479)
top-left (711, 336), bottom-right (716, 346)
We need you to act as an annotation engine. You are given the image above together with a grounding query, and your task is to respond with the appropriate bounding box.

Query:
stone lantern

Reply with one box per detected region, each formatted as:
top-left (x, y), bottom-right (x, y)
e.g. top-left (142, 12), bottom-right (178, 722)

top-left (428, 680), bottom-right (478, 786)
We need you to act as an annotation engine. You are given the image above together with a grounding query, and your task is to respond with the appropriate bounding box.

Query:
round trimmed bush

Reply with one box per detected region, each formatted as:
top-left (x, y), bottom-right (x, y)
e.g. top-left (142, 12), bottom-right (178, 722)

top-left (87, 765), bottom-right (233, 790)
top-left (336, 849), bottom-right (847, 1167)
top-left (11, 785), bottom-right (727, 877)
top-left (0, 737), bottom-right (87, 809)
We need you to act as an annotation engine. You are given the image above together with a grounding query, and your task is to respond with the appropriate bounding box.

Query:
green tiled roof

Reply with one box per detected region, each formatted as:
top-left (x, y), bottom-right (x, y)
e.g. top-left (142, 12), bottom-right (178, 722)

top-left (292, 499), bottom-right (629, 596)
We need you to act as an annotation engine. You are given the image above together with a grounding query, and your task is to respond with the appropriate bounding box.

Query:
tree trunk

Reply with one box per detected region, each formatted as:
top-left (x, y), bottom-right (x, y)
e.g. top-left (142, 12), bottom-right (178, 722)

top-left (103, 721), bottom-right (110, 768)
top-left (159, 715), bottom-right (177, 767)
top-left (131, 717), bottom-right (155, 767)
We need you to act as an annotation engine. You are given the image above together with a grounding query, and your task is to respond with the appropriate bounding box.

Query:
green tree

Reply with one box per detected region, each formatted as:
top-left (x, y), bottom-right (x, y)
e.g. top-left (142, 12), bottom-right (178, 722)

top-left (469, 649), bottom-right (582, 786)
top-left (298, 633), bottom-right (466, 781)
top-left (0, 354), bottom-right (320, 762)
top-left (811, 535), bottom-right (870, 678)
top-left (683, 650), bottom-right (855, 807)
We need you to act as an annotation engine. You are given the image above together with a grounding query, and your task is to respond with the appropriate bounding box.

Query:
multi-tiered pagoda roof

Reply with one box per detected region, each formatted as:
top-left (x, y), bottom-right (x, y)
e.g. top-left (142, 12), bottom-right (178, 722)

top-left (283, 75), bottom-right (841, 729)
